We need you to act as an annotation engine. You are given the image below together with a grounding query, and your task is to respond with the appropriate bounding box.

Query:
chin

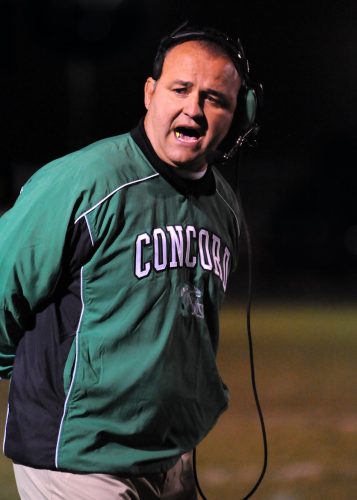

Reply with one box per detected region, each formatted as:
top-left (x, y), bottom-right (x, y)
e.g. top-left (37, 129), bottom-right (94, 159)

top-left (169, 152), bottom-right (206, 170)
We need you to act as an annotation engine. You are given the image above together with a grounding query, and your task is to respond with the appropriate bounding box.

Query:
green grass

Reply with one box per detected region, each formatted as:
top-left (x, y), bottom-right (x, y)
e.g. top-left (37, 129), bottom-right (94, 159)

top-left (198, 301), bottom-right (357, 499)
top-left (1, 302), bottom-right (357, 499)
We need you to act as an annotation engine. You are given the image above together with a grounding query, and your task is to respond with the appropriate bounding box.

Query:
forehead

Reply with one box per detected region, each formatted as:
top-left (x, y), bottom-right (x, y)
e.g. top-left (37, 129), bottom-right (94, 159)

top-left (161, 40), bottom-right (241, 90)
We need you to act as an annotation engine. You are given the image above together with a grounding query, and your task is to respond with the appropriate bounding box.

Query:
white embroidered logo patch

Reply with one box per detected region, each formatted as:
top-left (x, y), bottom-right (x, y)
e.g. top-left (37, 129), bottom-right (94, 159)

top-left (180, 284), bottom-right (205, 319)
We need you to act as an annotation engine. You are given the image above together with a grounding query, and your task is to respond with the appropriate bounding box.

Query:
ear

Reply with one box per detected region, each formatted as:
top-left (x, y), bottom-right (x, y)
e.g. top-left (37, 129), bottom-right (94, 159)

top-left (144, 77), bottom-right (156, 110)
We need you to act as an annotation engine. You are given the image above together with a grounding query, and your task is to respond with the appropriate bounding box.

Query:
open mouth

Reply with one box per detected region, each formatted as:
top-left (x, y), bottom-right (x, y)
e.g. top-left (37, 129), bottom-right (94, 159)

top-left (174, 127), bottom-right (201, 143)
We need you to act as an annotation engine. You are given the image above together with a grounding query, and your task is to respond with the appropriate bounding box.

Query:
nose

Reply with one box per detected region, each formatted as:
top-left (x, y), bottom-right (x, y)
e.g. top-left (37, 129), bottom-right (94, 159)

top-left (183, 92), bottom-right (204, 119)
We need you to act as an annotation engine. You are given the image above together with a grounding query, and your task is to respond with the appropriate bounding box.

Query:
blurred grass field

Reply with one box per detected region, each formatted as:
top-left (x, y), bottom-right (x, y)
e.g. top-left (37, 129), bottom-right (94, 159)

top-left (1, 301), bottom-right (356, 499)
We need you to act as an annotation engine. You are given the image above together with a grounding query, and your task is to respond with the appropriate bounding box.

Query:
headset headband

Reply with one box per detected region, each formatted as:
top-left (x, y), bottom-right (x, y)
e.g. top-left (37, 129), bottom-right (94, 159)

top-left (153, 21), bottom-right (250, 83)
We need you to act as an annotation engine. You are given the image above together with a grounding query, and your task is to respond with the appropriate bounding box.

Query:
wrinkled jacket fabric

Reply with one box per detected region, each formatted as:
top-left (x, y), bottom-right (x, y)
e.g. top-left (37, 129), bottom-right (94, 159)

top-left (0, 130), bottom-right (240, 474)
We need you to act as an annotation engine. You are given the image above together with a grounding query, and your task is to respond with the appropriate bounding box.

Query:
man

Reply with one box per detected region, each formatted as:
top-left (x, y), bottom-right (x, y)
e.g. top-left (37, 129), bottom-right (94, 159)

top-left (0, 23), bottom-right (254, 499)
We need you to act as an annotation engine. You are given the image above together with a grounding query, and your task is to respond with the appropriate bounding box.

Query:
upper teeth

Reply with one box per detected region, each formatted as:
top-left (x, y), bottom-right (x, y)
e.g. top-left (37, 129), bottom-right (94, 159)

top-left (175, 130), bottom-right (199, 142)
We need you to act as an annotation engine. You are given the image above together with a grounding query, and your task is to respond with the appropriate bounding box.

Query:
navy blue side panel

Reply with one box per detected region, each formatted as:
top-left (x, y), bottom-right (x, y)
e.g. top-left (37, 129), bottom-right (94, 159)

top-left (4, 218), bottom-right (94, 468)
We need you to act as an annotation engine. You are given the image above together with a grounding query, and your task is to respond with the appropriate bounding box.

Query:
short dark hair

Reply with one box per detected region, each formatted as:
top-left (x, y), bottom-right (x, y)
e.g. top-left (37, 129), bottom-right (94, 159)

top-left (152, 22), bottom-right (250, 82)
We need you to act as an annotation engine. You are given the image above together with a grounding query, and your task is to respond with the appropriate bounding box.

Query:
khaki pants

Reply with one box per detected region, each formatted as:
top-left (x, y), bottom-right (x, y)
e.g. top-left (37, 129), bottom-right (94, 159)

top-left (13, 452), bottom-right (197, 500)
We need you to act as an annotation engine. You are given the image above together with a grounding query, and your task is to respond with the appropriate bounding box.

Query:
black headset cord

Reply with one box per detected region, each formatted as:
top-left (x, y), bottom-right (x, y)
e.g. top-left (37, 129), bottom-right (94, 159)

top-left (236, 187), bottom-right (268, 499)
top-left (193, 448), bottom-right (208, 500)
top-left (193, 168), bottom-right (268, 500)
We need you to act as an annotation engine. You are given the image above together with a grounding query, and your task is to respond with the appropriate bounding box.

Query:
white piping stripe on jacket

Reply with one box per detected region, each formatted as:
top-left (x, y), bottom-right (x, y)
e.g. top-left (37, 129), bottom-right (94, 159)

top-left (55, 267), bottom-right (85, 469)
top-left (84, 215), bottom-right (95, 247)
top-left (75, 173), bottom-right (160, 224)
top-left (216, 188), bottom-right (240, 236)
top-left (2, 403), bottom-right (10, 455)
top-left (56, 174), bottom-right (160, 467)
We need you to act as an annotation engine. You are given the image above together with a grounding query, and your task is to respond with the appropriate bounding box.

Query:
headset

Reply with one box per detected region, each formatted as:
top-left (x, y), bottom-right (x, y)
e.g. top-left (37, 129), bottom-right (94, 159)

top-left (152, 20), bottom-right (264, 161)
top-left (153, 22), bottom-right (268, 500)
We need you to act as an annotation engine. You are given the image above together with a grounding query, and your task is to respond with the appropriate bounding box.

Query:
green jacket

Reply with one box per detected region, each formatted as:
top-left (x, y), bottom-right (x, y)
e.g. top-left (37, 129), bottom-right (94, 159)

top-left (0, 129), bottom-right (240, 474)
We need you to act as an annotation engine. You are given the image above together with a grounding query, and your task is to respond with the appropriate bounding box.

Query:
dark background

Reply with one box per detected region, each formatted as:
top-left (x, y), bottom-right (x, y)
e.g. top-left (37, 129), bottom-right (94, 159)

top-left (2, 0), bottom-right (357, 301)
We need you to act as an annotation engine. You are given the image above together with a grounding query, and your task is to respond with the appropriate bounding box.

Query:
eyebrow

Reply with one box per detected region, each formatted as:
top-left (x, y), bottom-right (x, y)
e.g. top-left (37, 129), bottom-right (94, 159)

top-left (172, 80), bottom-right (227, 100)
top-left (172, 80), bottom-right (193, 87)
top-left (205, 88), bottom-right (227, 99)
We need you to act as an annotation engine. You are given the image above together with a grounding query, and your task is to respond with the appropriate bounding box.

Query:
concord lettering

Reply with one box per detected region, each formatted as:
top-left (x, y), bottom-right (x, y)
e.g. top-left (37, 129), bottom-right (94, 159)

top-left (135, 225), bottom-right (231, 290)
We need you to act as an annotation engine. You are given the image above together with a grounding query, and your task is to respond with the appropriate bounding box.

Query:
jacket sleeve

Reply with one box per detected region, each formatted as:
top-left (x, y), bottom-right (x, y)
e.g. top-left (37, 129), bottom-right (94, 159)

top-left (0, 164), bottom-right (79, 379)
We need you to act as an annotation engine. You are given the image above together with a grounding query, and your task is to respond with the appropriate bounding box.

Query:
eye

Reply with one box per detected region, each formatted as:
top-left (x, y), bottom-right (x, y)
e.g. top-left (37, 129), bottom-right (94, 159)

top-left (173, 87), bottom-right (188, 96)
top-left (207, 95), bottom-right (220, 104)
top-left (205, 94), bottom-right (225, 107)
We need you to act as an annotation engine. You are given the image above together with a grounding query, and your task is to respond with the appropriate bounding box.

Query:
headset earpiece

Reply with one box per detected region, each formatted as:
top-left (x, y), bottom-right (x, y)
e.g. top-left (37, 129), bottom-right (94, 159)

top-left (234, 82), bottom-right (263, 138)
top-left (245, 88), bottom-right (258, 127)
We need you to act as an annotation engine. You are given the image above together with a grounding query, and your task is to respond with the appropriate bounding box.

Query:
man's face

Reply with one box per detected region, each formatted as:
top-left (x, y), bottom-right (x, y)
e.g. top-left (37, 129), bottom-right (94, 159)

top-left (144, 41), bottom-right (241, 172)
